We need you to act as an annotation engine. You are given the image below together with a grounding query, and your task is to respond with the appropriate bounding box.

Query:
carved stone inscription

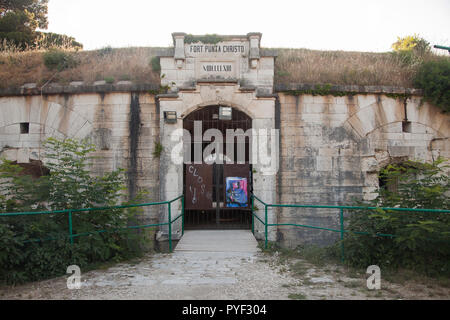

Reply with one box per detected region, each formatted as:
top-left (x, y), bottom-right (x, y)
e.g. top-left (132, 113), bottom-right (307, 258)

top-left (198, 61), bottom-right (236, 78)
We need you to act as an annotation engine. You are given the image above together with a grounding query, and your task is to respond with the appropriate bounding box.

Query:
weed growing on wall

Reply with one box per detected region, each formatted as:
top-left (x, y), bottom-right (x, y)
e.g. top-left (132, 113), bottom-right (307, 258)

top-left (152, 141), bottom-right (163, 158)
top-left (184, 34), bottom-right (224, 44)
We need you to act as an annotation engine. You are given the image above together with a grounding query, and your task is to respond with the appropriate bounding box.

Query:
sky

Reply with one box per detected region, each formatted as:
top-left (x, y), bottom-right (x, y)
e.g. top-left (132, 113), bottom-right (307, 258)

top-left (46, 0), bottom-right (450, 52)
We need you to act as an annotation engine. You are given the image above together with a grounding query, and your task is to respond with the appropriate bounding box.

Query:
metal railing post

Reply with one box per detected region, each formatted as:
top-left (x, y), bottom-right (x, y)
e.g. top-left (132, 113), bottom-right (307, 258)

top-left (168, 202), bottom-right (172, 252)
top-left (251, 196), bottom-right (254, 235)
top-left (181, 196), bottom-right (185, 237)
top-left (265, 204), bottom-right (268, 249)
top-left (68, 210), bottom-right (74, 245)
top-left (340, 208), bottom-right (344, 263)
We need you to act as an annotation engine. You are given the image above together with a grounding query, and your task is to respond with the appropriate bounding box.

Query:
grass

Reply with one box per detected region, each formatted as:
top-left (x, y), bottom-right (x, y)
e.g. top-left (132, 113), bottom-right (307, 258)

top-left (274, 48), bottom-right (417, 87)
top-left (290, 261), bottom-right (309, 276)
top-left (0, 46), bottom-right (161, 89)
top-left (383, 268), bottom-right (450, 289)
top-left (343, 280), bottom-right (361, 289)
top-left (0, 46), bottom-right (441, 90)
top-left (288, 293), bottom-right (307, 300)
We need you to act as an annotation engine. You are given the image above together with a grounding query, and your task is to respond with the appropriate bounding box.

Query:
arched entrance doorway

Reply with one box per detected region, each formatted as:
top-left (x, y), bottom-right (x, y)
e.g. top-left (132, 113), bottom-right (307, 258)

top-left (183, 105), bottom-right (252, 229)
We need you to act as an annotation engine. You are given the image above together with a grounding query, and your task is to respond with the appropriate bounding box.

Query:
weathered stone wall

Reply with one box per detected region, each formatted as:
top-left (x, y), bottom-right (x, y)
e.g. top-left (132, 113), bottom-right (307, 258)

top-left (1, 86), bottom-right (449, 249)
top-left (276, 92), bottom-right (450, 247)
top-left (0, 90), bottom-right (160, 224)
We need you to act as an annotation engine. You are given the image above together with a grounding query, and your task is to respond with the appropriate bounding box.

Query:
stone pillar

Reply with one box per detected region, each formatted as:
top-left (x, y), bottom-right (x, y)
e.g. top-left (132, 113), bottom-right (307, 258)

top-left (247, 33), bottom-right (261, 69)
top-left (172, 33), bottom-right (186, 69)
top-left (156, 95), bottom-right (184, 241)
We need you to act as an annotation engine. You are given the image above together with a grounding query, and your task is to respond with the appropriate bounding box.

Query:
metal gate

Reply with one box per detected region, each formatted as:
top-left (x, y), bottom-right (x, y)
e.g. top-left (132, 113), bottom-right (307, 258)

top-left (183, 105), bottom-right (252, 229)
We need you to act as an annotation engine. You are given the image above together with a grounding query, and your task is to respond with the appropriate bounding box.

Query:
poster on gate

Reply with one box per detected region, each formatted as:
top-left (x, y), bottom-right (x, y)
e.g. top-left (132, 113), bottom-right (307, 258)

top-left (225, 177), bottom-right (248, 207)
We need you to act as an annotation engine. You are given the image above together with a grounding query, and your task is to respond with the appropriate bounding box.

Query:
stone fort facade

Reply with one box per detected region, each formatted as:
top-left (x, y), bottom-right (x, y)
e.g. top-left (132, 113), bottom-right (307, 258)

top-left (0, 33), bottom-right (448, 247)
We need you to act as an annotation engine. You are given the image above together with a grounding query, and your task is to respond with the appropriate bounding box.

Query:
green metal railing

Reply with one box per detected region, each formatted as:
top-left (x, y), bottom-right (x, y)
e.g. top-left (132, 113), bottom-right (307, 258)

top-left (250, 194), bottom-right (450, 262)
top-left (434, 45), bottom-right (450, 53)
top-left (0, 195), bottom-right (185, 253)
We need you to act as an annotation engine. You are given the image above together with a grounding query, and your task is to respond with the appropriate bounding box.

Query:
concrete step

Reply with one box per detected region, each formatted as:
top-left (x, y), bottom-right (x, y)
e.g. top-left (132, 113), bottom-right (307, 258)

top-left (174, 230), bottom-right (260, 253)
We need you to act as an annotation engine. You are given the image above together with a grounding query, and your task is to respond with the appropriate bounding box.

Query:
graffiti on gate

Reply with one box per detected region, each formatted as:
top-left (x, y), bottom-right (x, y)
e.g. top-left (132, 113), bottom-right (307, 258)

top-left (186, 164), bottom-right (213, 209)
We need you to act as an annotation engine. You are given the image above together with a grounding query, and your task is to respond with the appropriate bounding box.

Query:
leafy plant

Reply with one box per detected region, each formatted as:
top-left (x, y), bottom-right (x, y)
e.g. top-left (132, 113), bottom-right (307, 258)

top-left (152, 141), bottom-right (163, 158)
top-left (104, 76), bottom-right (115, 84)
top-left (391, 34), bottom-right (431, 68)
top-left (342, 158), bottom-right (450, 277)
top-left (414, 58), bottom-right (450, 113)
top-left (0, 138), bottom-right (148, 285)
top-left (184, 34), bottom-right (224, 44)
top-left (97, 45), bottom-right (113, 56)
top-left (150, 56), bottom-right (161, 72)
top-left (43, 49), bottom-right (78, 71)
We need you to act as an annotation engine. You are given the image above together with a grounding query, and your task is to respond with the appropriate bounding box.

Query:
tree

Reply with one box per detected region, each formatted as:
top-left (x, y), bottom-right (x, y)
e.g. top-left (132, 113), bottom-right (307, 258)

top-left (391, 34), bottom-right (431, 67)
top-left (414, 58), bottom-right (450, 113)
top-left (0, 137), bottom-right (147, 285)
top-left (0, 0), bottom-right (48, 29)
top-left (342, 158), bottom-right (450, 276)
top-left (35, 31), bottom-right (83, 50)
top-left (0, 0), bottom-right (82, 50)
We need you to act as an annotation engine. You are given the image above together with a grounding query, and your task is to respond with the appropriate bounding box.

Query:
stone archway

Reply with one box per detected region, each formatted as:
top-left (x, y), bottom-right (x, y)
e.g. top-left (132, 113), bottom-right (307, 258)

top-left (182, 104), bottom-right (253, 230)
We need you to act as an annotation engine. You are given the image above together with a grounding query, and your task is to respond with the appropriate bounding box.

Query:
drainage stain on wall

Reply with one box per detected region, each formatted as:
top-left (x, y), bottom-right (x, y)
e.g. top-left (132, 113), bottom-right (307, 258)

top-left (128, 92), bottom-right (141, 200)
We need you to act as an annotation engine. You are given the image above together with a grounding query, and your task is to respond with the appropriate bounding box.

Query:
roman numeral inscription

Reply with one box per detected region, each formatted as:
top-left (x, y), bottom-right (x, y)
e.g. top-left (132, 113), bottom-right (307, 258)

top-left (199, 62), bottom-right (236, 78)
top-left (202, 64), bottom-right (232, 72)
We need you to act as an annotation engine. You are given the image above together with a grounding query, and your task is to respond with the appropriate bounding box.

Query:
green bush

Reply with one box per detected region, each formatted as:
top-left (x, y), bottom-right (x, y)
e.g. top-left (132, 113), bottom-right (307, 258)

top-left (391, 34), bottom-right (431, 68)
top-left (43, 49), bottom-right (78, 71)
top-left (342, 158), bottom-right (450, 277)
top-left (150, 56), bottom-right (160, 73)
top-left (104, 76), bottom-right (115, 84)
top-left (414, 58), bottom-right (450, 113)
top-left (97, 45), bottom-right (113, 56)
top-left (0, 138), bottom-right (149, 285)
top-left (184, 34), bottom-right (223, 44)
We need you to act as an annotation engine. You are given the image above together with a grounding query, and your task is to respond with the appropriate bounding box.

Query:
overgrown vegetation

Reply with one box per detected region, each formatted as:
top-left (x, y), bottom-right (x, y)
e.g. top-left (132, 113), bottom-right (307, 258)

top-left (0, 33), bottom-right (448, 115)
top-left (43, 49), bottom-right (78, 71)
top-left (391, 34), bottom-right (432, 68)
top-left (259, 157), bottom-right (450, 279)
top-left (414, 58), bottom-right (450, 113)
top-left (0, 47), bottom-right (161, 88)
top-left (0, 0), bottom-right (82, 50)
top-left (284, 84), bottom-right (349, 97)
top-left (343, 157), bottom-right (450, 277)
top-left (184, 34), bottom-right (224, 44)
top-left (274, 48), bottom-right (417, 87)
top-left (258, 241), bottom-right (339, 267)
top-left (150, 56), bottom-right (161, 73)
top-left (0, 138), bottom-right (150, 285)
top-left (152, 141), bottom-right (163, 158)
top-left (391, 35), bottom-right (449, 113)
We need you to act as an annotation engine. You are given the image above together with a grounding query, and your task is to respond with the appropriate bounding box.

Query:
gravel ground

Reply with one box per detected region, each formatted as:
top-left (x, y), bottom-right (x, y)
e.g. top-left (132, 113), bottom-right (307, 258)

top-left (1, 249), bottom-right (449, 300)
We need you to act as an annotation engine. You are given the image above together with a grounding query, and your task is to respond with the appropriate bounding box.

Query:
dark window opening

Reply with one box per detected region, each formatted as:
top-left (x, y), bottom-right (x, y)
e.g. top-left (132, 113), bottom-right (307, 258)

top-left (402, 121), bottom-right (412, 133)
top-left (20, 122), bottom-right (29, 134)
top-left (13, 160), bottom-right (50, 180)
top-left (379, 159), bottom-right (416, 194)
top-left (379, 170), bottom-right (399, 193)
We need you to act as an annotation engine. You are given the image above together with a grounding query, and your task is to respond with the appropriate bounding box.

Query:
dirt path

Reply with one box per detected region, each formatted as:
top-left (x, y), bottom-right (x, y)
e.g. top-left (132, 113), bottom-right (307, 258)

top-left (1, 249), bottom-right (449, 300)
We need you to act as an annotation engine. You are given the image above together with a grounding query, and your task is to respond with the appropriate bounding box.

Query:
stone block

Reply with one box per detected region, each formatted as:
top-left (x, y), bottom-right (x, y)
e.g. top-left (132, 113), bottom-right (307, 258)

top-left (361, 157), bottom-right (378, 172)
top-left (387, 146), bottom-right (414, 157)
top-left (316, 156), bottom-right (332, 171)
